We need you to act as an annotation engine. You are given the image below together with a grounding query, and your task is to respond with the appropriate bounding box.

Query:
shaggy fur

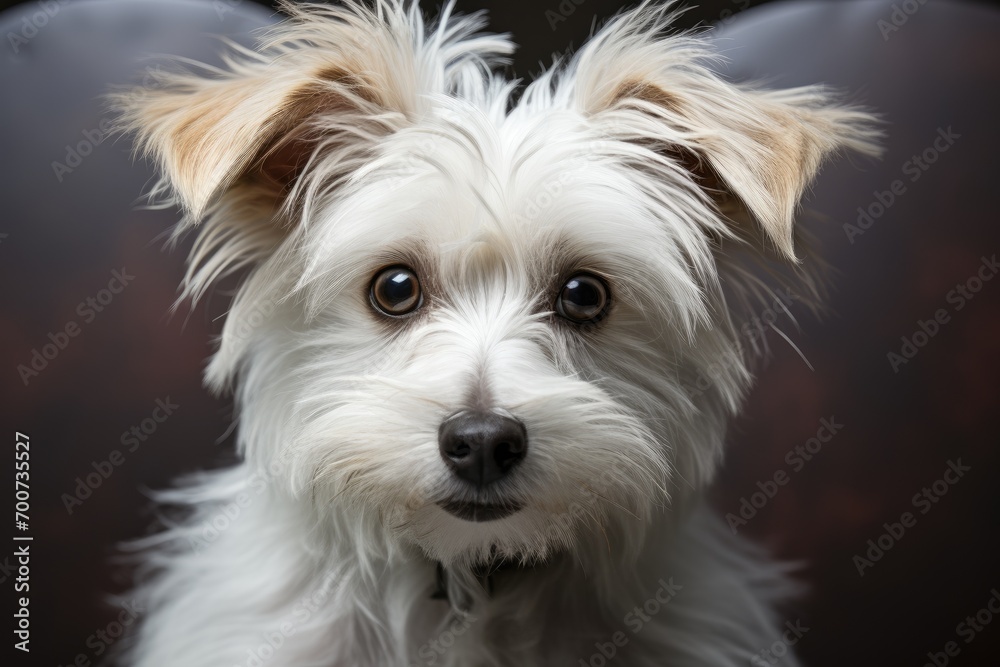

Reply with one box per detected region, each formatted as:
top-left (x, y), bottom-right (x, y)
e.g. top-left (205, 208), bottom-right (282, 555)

top-left (113, 1), bottom-right (879, 665)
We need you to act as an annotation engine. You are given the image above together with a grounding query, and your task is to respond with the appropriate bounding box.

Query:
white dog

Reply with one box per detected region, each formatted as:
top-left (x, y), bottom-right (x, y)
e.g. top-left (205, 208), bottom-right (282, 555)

top-left (115, 1), bottom-right (878, 665)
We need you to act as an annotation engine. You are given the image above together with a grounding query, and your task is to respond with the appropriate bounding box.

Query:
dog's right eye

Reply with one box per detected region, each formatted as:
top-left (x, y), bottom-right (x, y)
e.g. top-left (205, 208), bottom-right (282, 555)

top-left (370, 266), bottom-right (422, 317)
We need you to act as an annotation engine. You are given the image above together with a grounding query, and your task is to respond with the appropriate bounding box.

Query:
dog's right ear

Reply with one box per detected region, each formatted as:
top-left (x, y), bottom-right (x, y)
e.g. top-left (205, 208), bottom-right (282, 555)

top-left (115, 3), bottom-right (428, 223)
top-left (115, 1), bottom-right (511, 304)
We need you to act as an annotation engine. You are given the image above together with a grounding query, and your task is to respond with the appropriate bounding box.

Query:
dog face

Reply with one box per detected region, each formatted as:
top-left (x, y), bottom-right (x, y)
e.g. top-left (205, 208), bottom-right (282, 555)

top-left (119, 1), bottom-right (878, 567)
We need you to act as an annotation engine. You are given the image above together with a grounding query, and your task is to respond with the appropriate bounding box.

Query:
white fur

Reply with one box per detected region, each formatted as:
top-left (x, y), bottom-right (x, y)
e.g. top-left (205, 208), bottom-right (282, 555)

top-left (114, 1), bottom-right (879, 665)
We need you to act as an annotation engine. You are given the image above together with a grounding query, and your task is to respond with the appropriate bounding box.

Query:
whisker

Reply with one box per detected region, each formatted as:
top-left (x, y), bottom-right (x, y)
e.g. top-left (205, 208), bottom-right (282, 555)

top-left (581, 484), bottom-right (642, 521)
top-left (769, 324), bottom-right (815, 372)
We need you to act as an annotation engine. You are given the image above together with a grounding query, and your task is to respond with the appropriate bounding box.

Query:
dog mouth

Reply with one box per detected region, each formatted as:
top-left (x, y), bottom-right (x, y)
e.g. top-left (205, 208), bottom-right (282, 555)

top-left (438, 498), bottom-right (522, 522)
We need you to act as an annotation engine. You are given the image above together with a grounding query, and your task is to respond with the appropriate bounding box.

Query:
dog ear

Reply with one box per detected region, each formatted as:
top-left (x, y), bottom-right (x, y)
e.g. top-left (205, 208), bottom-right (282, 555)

top-left (570, 8), bottom-right (881, 261)
top-left (115, 3), bottom-right (430, 223)
top-left (114, 1), bottom-right (511, 307)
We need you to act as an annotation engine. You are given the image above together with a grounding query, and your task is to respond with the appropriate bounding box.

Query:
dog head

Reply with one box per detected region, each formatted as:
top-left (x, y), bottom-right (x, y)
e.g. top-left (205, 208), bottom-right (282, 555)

top-left (118, 0), bottom-right (878, 569)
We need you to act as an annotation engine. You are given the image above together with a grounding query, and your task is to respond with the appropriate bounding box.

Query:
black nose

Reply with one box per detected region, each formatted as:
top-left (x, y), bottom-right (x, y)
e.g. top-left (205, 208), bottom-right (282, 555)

top-left (438, 411), bottom-right (527, 487)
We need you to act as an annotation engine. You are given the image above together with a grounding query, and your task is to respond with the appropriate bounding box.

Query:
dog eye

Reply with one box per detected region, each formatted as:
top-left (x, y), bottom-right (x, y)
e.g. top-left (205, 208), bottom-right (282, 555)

top-left (370, 266), bottom-right (422, 316)
top-left (555, 273), bottom-right (610, 324)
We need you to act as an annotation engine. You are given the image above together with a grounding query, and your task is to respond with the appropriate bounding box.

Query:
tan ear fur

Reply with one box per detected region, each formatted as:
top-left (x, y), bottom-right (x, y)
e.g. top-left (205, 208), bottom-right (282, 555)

top-left (114, 40), bottom-right (404, 221)
top-left (571, 7), bottom-right (881, 261)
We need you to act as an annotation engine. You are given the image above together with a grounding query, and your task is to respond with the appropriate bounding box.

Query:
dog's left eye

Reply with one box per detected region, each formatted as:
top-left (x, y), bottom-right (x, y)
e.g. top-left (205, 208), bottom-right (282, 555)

top-left (555, 273), bottom-right (610, 324)
top-left (370, 266), bottom-right (422, 316)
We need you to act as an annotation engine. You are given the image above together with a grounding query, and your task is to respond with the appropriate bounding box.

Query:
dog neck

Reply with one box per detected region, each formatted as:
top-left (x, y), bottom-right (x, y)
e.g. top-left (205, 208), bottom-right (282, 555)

top-left (430, 556), bottom-right (541, 605)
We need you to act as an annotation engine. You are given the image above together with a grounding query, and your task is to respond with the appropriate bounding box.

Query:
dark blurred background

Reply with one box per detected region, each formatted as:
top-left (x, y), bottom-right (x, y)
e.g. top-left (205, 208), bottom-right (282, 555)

top-left (0, 0), bottom-right (781, 46)
top-left (1, 0), bottom-right (998, 666)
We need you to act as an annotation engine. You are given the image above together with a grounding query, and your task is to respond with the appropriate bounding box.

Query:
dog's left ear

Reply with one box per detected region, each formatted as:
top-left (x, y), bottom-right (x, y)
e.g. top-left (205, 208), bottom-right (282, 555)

top-left (569, 10), bottom-right (881, 261)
